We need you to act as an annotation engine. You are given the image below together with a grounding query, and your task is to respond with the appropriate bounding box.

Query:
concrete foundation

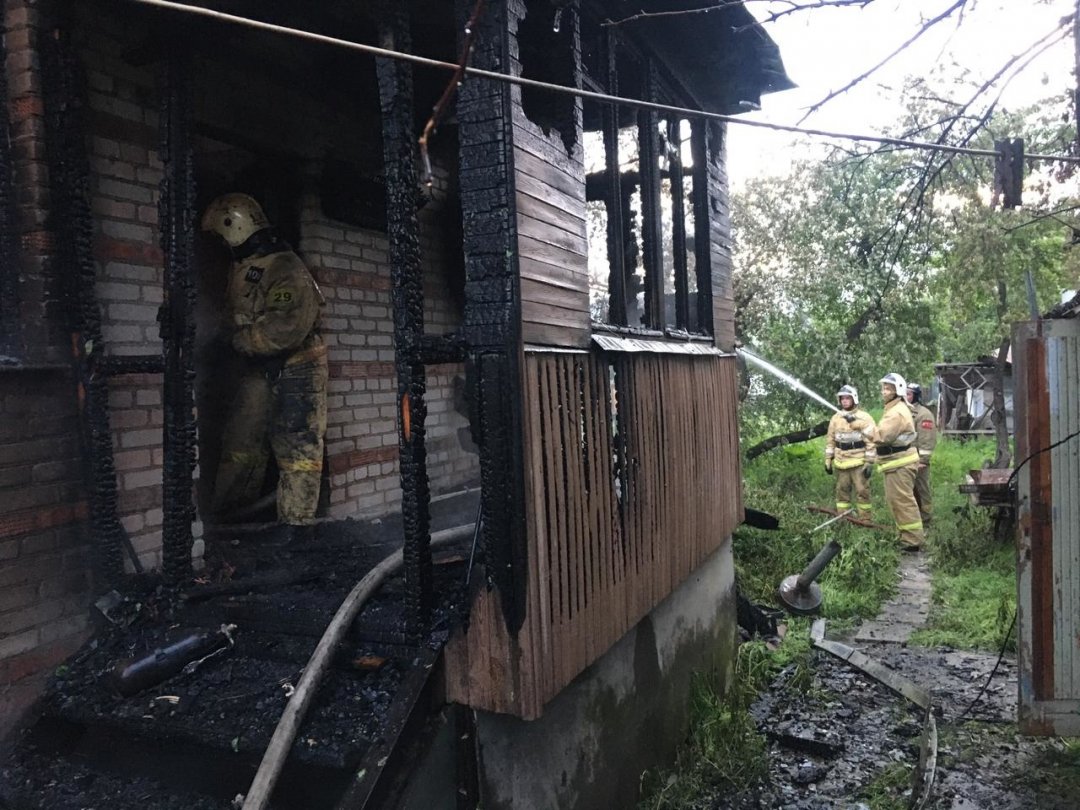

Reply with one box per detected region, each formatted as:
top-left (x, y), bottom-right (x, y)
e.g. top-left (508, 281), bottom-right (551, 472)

top-left (471, 540), bottom-right (737, 810)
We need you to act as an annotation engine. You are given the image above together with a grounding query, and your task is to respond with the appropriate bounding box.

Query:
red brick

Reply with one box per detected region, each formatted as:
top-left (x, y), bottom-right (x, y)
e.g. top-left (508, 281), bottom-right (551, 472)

top-left (0, 633), bottom-right (87, 686)
top-left (0, 501), bottom-right (88, 540)
top-left (328, 445), bottom-right (398, 475)
top-left (315, 267), bottom-right (392, 291)
top-left (328, 361), bottom-right (396, 380)
top-left (93, 235), bottom-right (162, 265)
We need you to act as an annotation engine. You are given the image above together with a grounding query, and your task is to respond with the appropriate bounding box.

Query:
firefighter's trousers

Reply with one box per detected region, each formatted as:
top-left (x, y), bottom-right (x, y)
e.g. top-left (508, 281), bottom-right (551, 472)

top-left (213, 349), bottom-right (328, 525)
top-left (883, 463), bottom-right (925, 549)
top-left (913, 463), bottom-right (932, 525)
top-left (835, 466), bottom-right (872, 514)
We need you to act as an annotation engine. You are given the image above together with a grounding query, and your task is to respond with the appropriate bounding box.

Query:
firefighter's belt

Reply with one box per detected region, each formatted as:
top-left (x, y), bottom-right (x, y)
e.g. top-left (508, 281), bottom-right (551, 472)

top-left (875, 443), bottom-right (912, 456)
top-left (836, 440), bottom-right (866, 450)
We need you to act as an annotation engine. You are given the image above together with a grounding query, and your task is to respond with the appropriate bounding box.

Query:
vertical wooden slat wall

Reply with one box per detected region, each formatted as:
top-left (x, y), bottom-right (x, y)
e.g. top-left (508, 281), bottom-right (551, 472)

top-left (446, 351), bottom-right (741, 719)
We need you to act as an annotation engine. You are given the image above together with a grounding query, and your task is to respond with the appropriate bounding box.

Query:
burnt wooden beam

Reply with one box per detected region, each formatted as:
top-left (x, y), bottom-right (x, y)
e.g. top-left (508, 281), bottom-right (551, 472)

top-left (455, 0), bottom-right (528, 634)
top-left (668, 118), bottom-right (690, 331)
top-left (98, 355), bottom-right (167, 376)
top-left (420, 332), bottom-right (467, 366)
top-left (602, 28), bottom-right (627, 326)
top-left (638, 61), bottom-right (664, 330)
top-left (377, 10), bottom-right (433, 635)
top-left (43, 25), bottom-right (131, 585)
top-left (690, 120), bottom-right (713, 336)
top-left (158, 46), bottom-right (198, 585)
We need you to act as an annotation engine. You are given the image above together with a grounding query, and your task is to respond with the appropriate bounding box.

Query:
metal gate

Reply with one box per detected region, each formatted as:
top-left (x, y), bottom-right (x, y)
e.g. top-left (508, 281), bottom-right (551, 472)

top-left (1014, 318), bottom-right (1080, 735)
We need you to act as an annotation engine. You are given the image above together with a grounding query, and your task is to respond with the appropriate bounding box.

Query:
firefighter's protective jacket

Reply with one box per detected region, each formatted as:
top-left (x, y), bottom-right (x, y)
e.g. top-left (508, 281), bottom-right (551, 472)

top-left (910, 402), bottom-right (937, 463)
top-left (863, 398), bottom-right (919, 472)
top-left (226, 236), bottom-right (324, 361)
top-left (825, 409), bottom-right (877, 470)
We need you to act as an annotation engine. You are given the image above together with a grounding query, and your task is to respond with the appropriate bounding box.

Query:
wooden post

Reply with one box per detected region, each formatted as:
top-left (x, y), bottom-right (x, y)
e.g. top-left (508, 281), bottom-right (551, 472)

top-left (377, 10), bottom-right (433, 634)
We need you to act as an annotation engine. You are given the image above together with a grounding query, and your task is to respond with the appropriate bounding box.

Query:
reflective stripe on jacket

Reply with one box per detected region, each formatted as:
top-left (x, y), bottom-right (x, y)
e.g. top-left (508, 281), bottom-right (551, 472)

top-left (863, 398), bottom-right (918, 473)
top-left (826, 408), bottom-right (876, 469)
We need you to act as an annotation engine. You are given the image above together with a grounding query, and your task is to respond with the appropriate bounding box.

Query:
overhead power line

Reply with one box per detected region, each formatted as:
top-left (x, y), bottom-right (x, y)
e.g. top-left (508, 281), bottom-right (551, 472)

top-left (125, 0), bottom-right (1080, 165)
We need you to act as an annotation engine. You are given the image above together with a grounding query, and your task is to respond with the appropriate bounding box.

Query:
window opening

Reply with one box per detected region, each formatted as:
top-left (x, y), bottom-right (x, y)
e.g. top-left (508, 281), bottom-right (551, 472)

top-left (580, 23), bottom-right (712, 337)
top-left (519, 0), bottom-right (577, 155)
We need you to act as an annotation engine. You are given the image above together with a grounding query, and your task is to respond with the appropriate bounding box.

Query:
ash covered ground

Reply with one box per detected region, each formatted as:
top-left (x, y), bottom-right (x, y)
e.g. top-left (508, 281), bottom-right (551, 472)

top-left (708, 639), bottom-right (1077, 809)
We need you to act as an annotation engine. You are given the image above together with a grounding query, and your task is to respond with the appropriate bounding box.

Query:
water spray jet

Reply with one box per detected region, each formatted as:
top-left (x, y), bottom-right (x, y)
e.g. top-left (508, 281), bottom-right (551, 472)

top-left (737, 347), bottom-right (840, 414)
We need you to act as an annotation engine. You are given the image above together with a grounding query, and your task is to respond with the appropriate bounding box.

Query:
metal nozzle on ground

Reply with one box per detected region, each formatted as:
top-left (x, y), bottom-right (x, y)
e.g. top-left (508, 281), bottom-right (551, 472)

top-left (778, 538), bottom-right (843, 615)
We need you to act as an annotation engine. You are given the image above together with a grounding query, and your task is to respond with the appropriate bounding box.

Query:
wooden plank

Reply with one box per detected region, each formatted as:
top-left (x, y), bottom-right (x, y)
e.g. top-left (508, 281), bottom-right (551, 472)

top-left (519, 254), bottom-right (589, 292)
top-left (524, 355), bottom-right (555, 704)
top-left (1028, 337), bottom-right (1055, 701)
top-left (521, 301), bottom-right (591, 330)
top-left (515, 188), bottom-right (587, 240)
top-left (521, 320), bottom-right (591, 351)
top-left (517, 211), bottom-right (589, 256)
top-left (515, 171), bottom-right (587, 221)
top-left (520, 277), bottom-right (589, 312)
top-left (514, 146), bottom-right (584, 202)
top-left (518, 233), bottom-right (587, 273)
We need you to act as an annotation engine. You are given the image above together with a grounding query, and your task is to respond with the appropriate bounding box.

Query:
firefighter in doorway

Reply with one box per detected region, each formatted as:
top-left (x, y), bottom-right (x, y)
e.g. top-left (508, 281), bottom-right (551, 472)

top-left (858, 373), bottom-right (924, 551)
top-left (906, 382), bottom-right (937, 526)
top-left (824, 385), bottom-right (876, 517)
top-left (201, 193), bottom-right (328, 540)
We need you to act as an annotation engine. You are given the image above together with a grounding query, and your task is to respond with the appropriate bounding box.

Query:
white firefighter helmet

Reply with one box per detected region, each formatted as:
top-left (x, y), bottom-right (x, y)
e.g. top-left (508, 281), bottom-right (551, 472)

top-left (200, 193), bottom-right (271, 248)
top-left (879, 372), bottom-right (907, 399)
top-left (835, 384), bottom-right (859, 407)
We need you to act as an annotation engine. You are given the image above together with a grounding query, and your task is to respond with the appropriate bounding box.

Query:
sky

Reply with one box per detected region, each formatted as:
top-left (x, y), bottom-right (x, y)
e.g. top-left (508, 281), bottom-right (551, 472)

top-left (727, 0), bottom-right (1076, 188)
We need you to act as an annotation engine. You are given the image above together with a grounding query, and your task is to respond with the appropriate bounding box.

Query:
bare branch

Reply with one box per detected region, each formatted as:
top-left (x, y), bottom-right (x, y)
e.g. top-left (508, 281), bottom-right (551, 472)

top-left (602, 0), bottom-right (874, 28)
top-left (1002, 204), bottom-right (1080, 233)
top-left (796, 0), bottom-right (970, 125)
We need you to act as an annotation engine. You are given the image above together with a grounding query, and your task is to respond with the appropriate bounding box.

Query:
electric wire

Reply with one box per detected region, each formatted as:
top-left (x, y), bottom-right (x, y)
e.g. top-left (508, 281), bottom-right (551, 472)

top-left (123, 0), bottom-right (1080, 165)
top-left (950, 610), bottom-right (1016, 725)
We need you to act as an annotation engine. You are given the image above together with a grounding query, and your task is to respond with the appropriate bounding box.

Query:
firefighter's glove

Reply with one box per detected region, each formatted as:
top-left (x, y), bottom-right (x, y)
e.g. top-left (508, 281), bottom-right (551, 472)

top-left (842, 413), bottom-right (857, 424)
top-left (824, 462), bottom-right (833, 476)
top-left (862, 465), bottom-right (873, 480)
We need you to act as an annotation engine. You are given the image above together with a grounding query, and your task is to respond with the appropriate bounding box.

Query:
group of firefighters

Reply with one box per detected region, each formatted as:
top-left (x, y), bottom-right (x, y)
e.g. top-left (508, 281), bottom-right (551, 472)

top-left (824, 374), bottom-right (937, 551)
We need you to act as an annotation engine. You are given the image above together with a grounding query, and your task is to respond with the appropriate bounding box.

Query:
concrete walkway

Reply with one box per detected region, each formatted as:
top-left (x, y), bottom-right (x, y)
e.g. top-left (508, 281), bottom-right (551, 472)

top-left (853, 552), bottom-right (932, 643)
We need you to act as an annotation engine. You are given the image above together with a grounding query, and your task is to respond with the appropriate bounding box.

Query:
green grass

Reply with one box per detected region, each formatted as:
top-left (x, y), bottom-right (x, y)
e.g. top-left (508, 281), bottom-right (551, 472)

top-left (858, 761), bottom-right (913, 810)
top-left (737, 439), bottom-right (901, 625)
top-left (913, 437), bottom-right (1017, 652)
top-left (638, 636), bottom-right (813, 810)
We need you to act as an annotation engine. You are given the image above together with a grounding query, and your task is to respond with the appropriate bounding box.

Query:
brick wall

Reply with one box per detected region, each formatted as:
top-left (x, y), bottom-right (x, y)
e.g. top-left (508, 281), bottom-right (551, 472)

top-left (0, 0), bottom-right (95, 742)
top-left (0, 373), bottom-right (93, 741)
top-left (302, 163), bottom-right (478, 519)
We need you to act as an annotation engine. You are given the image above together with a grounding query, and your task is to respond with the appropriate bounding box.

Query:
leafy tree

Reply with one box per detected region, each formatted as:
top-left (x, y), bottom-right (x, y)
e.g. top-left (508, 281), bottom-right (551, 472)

top-left (733, 91), bottom-right (1080, 445)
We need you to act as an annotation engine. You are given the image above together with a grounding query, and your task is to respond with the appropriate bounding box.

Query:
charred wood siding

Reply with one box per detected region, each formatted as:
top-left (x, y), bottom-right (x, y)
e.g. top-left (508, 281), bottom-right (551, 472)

top-left (703, 121), bottom-right (733, 349)
top-left (446, 351), bottom-right (741, 718)
top-left (456, 0), bottom-right (530, 632)
top-left (508, 0), bottom-right (590, 349)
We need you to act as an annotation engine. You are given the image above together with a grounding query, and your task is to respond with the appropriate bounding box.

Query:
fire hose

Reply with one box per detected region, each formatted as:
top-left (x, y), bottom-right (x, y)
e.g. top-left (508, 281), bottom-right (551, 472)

top-left (240, 521), bottom-right (476, 810)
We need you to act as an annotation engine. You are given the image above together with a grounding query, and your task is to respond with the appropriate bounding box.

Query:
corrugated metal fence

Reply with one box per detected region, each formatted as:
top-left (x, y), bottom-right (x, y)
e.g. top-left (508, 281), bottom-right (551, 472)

top-left (1014, 318), bottom-right (1080, 735)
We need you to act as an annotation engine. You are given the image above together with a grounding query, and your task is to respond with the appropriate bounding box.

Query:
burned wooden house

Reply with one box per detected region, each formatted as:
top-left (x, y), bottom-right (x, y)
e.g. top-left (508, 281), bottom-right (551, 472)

top-left (0, 1), bottom-right (790, 807)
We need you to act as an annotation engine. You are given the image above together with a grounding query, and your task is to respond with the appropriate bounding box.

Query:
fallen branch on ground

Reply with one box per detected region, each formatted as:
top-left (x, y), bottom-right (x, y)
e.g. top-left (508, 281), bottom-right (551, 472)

top-left (745, 419), bottom-right (830, 460)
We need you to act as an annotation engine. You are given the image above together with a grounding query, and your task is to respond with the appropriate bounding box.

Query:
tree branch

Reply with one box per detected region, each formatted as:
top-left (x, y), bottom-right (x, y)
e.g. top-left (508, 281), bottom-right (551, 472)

top-left (797, 0), bottom-right (970, 124)
top-left (603, 0), bottom-right (874, 28)
top-left (745, 419), bottom-right (830, 460)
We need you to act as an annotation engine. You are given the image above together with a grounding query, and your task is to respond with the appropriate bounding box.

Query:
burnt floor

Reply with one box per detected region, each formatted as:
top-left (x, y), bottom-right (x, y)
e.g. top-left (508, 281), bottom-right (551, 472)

top-left (0, 490), bottom-right (479, 810)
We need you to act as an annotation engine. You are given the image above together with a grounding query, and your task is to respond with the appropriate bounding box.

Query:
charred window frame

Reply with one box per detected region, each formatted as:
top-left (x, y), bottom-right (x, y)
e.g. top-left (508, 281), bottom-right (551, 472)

top-left (582, 20), bottom-right (711, 337)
